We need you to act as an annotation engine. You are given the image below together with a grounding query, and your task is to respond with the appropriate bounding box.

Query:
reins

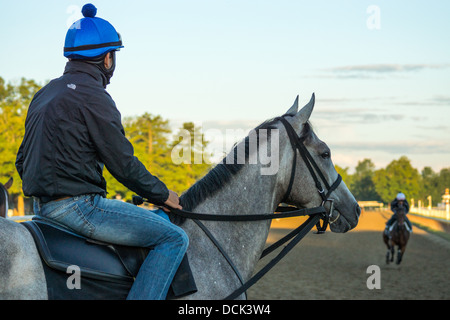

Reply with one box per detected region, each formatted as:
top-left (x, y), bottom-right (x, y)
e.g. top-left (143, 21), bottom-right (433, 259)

top-left (171, 205), bottom-right (327, 300)
top-left (167, 205), bottom-right (327, 222)
top-left (132, 114), bottom-right (343, 300)
top-left (134, 195), bottom-right (326, 300)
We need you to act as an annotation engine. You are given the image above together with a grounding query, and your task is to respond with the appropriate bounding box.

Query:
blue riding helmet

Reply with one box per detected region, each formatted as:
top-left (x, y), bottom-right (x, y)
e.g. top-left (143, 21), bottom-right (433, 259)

top-left (64, 3), bottom-right (123, 59)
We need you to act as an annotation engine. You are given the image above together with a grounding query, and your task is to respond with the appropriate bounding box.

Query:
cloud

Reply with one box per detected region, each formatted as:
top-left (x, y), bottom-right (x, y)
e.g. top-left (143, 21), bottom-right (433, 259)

top-left (313, 107), bottom-right (407, 124)
top-left (326, 64), bottom-right (450, 74)
top-left (433, 95), bottom-right (450, 105)
top-left (316, 64), bottom-right (450, 80)
top-left (199, 120), bottom-right (261, 132)
top-left (395, 95), bottom-right (450, 107)
top-left (168, 119), bottom-right (261, 137)
top-left (316, 94), bottom-right (450, 109)
top-left (331, 140), bottom-right (449, 155)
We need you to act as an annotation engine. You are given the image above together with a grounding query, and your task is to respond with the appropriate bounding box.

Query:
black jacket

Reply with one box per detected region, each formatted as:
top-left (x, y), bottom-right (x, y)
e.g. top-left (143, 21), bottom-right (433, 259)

top-left (16, 61), bottom-right (169, 205)
top-left (390, 198), bottom-right (410, 214)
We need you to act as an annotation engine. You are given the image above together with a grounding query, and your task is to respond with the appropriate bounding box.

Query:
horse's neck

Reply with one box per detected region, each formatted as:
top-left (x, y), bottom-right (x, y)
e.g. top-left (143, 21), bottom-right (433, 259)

top-left (197, 165), bottom-right (282, 214)
top-left (397, 212), bottom-right (405, 225)
top-left (186, 164), bottom-right (282, 280)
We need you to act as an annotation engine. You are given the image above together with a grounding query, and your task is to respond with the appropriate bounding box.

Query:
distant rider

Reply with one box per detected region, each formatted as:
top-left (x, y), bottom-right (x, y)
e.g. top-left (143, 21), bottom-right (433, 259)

top-left (384, 192), bottom-right (413, 233)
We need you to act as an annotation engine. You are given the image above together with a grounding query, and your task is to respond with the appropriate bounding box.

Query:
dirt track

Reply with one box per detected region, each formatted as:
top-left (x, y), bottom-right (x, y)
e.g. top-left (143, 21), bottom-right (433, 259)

top-left (248, 211), bottom-right (450, 300)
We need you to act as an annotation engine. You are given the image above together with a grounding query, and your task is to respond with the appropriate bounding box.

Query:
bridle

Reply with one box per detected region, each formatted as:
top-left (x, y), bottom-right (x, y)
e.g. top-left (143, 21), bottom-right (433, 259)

top-left (278, 116), bottom-right (342, 232)
top-left (134, 114), bottom-right (343, 299)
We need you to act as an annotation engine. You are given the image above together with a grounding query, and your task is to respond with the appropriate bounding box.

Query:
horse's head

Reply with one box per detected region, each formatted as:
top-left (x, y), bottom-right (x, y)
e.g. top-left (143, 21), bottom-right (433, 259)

top-left (277, 94), bottom-right (360, 233)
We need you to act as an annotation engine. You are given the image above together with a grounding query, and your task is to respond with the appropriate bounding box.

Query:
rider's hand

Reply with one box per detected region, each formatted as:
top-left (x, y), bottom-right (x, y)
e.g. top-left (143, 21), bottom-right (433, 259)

top-left (163, 190), bottom-right (183, 212)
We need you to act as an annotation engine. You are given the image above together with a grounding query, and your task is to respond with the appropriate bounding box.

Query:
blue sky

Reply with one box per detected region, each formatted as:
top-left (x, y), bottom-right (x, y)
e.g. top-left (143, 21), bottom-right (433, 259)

top-left (1, 1), bottom-right (449, 173)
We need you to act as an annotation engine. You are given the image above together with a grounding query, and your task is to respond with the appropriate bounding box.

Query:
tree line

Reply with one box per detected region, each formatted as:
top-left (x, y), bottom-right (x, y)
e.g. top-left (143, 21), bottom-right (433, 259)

top-left (1, 77), bottom-right (449, 214)
top-left (336, 158), bottom-right (450, 206)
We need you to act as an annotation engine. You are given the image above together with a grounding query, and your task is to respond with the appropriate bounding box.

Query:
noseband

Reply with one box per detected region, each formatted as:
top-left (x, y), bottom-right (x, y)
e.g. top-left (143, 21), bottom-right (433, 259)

top-left (278, 116), bottom-right (342, 232)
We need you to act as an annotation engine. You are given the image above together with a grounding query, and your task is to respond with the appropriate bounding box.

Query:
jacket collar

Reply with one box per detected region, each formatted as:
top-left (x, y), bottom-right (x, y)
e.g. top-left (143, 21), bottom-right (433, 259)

top-left (64, 60), bottom-right (108, 87)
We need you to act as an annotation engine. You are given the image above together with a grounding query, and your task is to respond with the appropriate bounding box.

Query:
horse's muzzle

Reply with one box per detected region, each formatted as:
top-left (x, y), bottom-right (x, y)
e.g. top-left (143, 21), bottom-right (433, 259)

top-left (349, 202), bottom-right (361, 228)
top-left (329, 202), bottom-right (360, 233)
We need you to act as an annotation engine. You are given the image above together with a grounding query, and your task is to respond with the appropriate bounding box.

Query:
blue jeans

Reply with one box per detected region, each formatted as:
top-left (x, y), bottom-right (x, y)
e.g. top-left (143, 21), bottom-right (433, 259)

top-left (33, 194), bottom-right (189, 300)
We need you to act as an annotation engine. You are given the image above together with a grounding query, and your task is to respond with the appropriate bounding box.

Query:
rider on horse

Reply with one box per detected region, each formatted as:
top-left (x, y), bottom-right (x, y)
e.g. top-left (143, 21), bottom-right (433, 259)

top-left (384, 192), bottom-right (413, 234)
top-left (15, 4), bottom-right (188, 300)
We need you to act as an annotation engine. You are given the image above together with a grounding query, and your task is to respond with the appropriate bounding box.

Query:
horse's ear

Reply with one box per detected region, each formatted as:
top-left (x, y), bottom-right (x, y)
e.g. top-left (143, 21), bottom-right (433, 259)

top-left (296, 93), bottom-right (315, 124)
top-left (4, 177), bottom-right (13, 190)
top-left (284, 95), bottom-right (299, 116)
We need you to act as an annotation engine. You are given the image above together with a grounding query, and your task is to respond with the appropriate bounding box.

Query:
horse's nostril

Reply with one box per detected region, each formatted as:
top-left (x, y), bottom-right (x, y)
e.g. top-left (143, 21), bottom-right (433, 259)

top-left (355, 203), bottom-right (361, 217)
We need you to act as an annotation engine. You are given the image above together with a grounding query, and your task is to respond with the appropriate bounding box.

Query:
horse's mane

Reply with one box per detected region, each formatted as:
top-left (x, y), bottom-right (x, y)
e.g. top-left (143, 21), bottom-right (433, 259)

top-left (178, 118), bottom-right (313, 213)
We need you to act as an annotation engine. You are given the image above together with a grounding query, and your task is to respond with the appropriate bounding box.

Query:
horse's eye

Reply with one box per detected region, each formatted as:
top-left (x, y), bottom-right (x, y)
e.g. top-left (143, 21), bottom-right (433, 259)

top-left (321, 152), bottom-right (330, 159)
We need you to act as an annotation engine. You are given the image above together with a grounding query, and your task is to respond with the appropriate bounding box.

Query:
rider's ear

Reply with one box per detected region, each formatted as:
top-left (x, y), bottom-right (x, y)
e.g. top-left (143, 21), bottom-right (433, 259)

top-left (103, 52), bottom-right (113, 70)
top-left (293, 93), bottom-right (315, 128)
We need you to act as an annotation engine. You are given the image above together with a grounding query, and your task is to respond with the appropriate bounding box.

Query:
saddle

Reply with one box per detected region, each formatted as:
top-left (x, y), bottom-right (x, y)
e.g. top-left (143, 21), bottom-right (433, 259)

top-left (387, 221), bottom-right (412, 236)
top-left (387, 221), bottom-right (397, 234)
top-left (22, 218), bottom-right (197, 300)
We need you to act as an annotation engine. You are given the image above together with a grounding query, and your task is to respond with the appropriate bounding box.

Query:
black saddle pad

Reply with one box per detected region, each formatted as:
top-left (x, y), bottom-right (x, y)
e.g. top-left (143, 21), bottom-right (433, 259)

top-left (22, 219), bottom-right (196, 300)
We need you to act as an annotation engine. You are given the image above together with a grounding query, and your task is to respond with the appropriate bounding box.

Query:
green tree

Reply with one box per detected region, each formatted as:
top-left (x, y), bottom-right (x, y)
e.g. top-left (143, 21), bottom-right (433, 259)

top-left (437, 168), bottom-right (450, 202)
top-left (419, 167), bottom-right (439, 206)
top-left (102, 113), bottom-right (172, 200)
top-left (168, 122), bottom-right (211, 193)
top-left (351, 158), bottom-right (381, 201)
top-left (373, 156), bottom-right (420, 203)
top-left (102, 116), bottom-right (212, 200)
top-left (0, 77), bottom-right (41, 196)
top-left (335, 164), bottom-right (352, 189)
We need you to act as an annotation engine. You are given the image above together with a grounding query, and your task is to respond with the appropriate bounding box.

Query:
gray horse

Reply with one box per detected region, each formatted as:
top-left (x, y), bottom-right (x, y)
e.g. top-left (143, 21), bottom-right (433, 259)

top-left (0, 94), bottom-right (360, 299)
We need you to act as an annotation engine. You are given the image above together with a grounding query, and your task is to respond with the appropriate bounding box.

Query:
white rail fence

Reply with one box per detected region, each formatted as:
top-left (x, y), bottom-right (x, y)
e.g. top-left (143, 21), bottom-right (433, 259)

top-left (357, 201), bottom-right (450, 222)
top-left (410, 206), bottom-right (450, 221)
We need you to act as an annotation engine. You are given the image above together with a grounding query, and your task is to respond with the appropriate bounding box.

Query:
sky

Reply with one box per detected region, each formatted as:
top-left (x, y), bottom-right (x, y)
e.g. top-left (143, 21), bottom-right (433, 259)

top-left (1, 0), bottom-right (449, 173)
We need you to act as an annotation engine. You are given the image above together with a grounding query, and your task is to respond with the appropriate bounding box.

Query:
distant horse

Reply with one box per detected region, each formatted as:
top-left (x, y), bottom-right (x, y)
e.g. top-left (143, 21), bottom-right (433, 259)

top-left (383, 204), bottom-right (410, 265)
top-left (0, 95), bottom-right (360, 299)
top-left (0, 178), bottom-right (13, 218)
